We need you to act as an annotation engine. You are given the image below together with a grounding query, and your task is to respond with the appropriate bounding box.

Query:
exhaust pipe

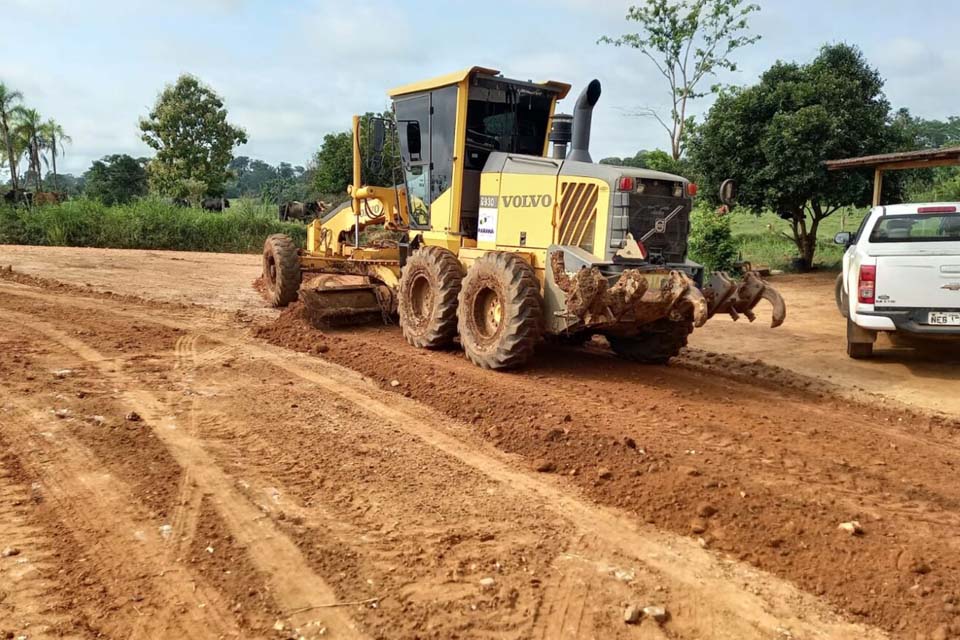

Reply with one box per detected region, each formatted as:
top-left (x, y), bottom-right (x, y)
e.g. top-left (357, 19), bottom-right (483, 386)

top-left (567, 79), bottom-right (601, 163)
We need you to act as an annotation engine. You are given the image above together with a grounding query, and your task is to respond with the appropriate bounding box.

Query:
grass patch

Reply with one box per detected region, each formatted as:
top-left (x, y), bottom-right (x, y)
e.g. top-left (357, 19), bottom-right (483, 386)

top-left (0, 197), bottom-right (307, 254)
top-left (729, 207), bottom-right (867, 271)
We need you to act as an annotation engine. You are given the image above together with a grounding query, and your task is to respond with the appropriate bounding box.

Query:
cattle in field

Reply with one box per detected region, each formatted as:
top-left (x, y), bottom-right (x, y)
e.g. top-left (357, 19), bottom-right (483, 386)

top-left (201, 197), bottom-right (230, 212)
top-left (33, 191), bottom-right (66, 206)
top-left (279, 200), bottom-right (332, 222)
top-left (3, 189), bottom-right (33, 206)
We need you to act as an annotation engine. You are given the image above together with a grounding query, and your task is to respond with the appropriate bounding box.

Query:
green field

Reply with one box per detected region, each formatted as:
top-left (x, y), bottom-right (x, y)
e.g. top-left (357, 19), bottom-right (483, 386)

top-left (729, 207), bottom-right (867, 271)
top-left (0, 198), bottom-right (306, 254)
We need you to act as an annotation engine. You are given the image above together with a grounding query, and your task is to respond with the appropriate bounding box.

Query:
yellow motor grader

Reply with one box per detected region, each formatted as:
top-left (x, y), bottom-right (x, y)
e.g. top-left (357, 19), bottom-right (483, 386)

top-left (262, 66), bottom-right (785, 369)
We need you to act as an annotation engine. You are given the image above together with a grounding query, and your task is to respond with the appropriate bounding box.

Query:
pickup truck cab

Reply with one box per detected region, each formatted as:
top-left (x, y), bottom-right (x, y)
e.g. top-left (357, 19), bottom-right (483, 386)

top-left (835, 203), bottom-right (960, 358)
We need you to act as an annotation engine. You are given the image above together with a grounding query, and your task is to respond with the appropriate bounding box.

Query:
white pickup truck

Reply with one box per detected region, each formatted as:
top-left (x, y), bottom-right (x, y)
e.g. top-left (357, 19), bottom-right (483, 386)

top-left (835, 203), bottom-right (960, 358)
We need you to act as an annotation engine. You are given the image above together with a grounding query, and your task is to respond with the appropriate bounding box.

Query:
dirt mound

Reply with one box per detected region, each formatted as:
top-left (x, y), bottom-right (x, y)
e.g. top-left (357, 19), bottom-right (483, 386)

top-left (251, 302), bottom-right (330, 355)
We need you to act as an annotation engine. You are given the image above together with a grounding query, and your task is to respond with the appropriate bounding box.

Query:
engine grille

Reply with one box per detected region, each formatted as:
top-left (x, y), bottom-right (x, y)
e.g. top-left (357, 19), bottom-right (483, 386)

top-left (627, 194), bottom-right (691, 264)
top-left (557, 181), bottom-right (599, 252)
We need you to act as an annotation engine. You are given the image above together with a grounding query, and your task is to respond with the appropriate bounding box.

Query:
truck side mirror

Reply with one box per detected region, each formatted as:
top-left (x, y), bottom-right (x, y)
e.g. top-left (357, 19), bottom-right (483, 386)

top-left (834, 231), bottom-right (852, 246)
top-left (719, 179), bottom-right (737, 205)
top-left (371, 119), bottom-right (386, 155)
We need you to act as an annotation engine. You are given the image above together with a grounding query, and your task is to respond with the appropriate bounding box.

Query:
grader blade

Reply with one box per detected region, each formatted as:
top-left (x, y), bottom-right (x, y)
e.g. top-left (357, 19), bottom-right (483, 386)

top-left (703, 271), bottom-right (786, 328)
top-left (299, 278), bottom-right (393, 328)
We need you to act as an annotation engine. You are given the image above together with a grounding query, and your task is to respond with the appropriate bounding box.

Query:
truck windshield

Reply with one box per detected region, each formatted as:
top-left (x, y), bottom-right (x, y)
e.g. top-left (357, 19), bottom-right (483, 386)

top-left (869, 213), bottom-right (960, 242)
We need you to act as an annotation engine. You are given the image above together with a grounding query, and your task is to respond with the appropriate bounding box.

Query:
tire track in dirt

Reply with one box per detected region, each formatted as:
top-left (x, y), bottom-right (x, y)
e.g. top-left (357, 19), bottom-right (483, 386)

top-left (0, 456), bottom-right (86, 639)
top-left (5, 310), bottom-right (367, 640)
top-left (0, 284), bottom-right (886, 639)
top-left (0, 404), bottom-right (241, 639)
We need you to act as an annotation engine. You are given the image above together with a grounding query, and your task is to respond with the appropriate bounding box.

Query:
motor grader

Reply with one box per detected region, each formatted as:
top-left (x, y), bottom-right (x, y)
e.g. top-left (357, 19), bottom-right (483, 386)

top-left (262, 66), bottom-right (785, 369)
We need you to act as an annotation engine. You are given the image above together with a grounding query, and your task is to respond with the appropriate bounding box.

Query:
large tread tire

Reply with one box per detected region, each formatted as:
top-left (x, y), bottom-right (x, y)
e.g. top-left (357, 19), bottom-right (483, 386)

top-left (398, 246), bottom-right (464, 349)
top-left (608, 319), bottom-right (693, 365)
top-left (262, 234), bottom-right (301, 307)
top-left (458, 252), bottom-right (543, 370)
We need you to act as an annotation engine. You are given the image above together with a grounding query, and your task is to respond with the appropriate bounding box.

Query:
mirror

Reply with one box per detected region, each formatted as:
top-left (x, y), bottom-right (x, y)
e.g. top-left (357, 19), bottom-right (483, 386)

top-left (719, 179), bottom-right (737, 205)
top-left (371, 119), bottom-right (386, 155)
top-left (834, 231), bottom-right (852, 246)
top-left (406, 122), bottom-right (422, 162)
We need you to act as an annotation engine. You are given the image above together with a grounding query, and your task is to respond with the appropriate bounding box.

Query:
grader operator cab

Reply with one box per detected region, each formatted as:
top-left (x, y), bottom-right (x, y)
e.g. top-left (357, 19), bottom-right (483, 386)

top-left (262, 66), bottom-right (786, 369)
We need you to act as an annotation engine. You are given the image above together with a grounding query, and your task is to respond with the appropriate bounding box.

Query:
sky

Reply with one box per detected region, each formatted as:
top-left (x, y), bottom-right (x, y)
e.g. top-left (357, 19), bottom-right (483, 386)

top-left (2, 0), bottom-right (959, 177)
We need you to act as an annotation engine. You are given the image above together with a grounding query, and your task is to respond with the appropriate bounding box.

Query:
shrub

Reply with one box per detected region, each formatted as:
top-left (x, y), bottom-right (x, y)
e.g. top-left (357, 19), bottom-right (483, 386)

top-left (688, 204), bottom-right (738, 273)
top-left (0, 197), bottom-right (306, 254)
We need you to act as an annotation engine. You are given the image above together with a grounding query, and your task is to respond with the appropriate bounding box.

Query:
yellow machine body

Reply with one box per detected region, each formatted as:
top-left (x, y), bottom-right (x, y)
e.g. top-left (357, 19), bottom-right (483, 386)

top-left (267, 66), bottom-right (785, 369)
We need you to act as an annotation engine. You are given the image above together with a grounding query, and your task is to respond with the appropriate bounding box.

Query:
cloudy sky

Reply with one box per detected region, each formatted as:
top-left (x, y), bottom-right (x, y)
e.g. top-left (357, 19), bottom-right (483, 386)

top-left (3, 0), bottom-right (958, 176)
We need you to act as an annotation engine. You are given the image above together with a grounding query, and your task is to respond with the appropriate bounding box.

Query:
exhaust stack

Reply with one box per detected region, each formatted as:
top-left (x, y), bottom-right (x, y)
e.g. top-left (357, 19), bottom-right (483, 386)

top-left (568, 79), bottom-right (601, 163)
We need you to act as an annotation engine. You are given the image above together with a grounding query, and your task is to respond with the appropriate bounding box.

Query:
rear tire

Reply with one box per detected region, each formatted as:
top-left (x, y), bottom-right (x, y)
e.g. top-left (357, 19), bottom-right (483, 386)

top-left (458, 252), bottom-right (543, 370)
top-left (399, 246), bottom-right (464, 348)
top-left (608, 319), bottom-right (693, 365)
top-left (262, 234), bottom-right (301, 307)
top-left (846, 317), bottom-right (875, 359)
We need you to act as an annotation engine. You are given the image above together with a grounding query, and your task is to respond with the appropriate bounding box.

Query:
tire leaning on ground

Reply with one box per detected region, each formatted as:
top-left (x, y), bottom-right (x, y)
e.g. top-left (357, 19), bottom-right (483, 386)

top-left (262, 234), bottom-right (301, 307)
top-left (458, 252), bottom-right (543, 370)
top-left (608, 318), bottom-right (694, 365)
top-left (398, 246), bottom-right (464, 349)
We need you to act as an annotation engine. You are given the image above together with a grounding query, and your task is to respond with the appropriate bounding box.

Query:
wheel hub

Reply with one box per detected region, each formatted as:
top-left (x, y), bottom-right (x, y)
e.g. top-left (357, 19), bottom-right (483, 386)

top-left (474, 287), bottom-right (503, 339)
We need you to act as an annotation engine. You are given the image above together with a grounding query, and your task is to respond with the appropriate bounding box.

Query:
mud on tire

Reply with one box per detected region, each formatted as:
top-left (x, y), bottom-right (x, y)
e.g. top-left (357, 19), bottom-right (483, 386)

top-left (608, 318), bottom-right (693, 365)
top-left (262, 234), bottom-right (301, 307)
top-left (458, 252), bottom-right (543, 370)
top-left (399, 246), bottom-right (464, 349)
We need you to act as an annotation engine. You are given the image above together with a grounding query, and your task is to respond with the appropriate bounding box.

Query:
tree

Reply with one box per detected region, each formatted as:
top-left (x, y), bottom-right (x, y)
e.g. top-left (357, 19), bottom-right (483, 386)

top-left (600, 0), bottom-right (761, 161)
top-left (139, 75), bottom-right (247, 197)
top-left (312, 111), bottom-right (401, 196)
top-left (13, 107), bottom-right (44, 191)
top-left (41, 119), bottom-right (70, 192)
top-left (84, 154), bottom-right (148, 205)
top-left (312, 131), bottom-right (353, 195)
top-left (0, 82), bottom-right (24, 191)
top-left (691, 43), bottom-right (899, 269)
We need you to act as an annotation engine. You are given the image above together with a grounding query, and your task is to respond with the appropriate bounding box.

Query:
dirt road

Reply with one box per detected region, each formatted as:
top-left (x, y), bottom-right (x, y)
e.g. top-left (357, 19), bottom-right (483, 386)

top-left (2, 245), bottom-right (960, 639)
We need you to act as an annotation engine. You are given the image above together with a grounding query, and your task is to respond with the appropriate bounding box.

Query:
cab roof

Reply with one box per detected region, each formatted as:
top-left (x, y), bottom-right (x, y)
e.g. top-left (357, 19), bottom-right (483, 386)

top-left (388, 66), bottom-right (571, 99)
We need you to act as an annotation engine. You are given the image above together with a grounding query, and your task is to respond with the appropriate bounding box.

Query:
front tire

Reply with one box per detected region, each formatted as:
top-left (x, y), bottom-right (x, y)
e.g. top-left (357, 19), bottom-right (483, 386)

top-left (458, 252), bottom-right (543, 370)
top-left (608, 319), bottom-right (693, 365)
top-left (262, 234), bottom-right (301, 307)
top-left (398, 246), bottom-right (463, 348)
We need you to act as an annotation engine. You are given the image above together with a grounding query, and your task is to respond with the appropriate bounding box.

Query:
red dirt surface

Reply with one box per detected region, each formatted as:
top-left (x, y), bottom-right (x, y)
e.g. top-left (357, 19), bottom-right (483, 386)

top-left (2, 245), bottom-right (960, 639)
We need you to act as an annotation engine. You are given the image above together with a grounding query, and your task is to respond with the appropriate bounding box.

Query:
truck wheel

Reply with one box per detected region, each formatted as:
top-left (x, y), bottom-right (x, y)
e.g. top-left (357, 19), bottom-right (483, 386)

top-left (835, 274), bottom-right (849, 318)
top-left (846, 318), bottom-right (874, 359)
top-left (458, 252), bottom-right (543, 369)
top-left (399, 246), bottom-right (463, 349)
top-left (608, 319), bottom-right (693, 365)
top-left (262, 234), bottom-right (301, 307)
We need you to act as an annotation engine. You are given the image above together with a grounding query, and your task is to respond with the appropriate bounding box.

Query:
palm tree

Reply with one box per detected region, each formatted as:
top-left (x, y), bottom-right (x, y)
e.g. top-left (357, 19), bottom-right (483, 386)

top-left (42, 118), bottom-right (70, 191)
top-left (13, 107), bottom-right (44, 191)
top-left (0, 82), bottom-right (24, 192)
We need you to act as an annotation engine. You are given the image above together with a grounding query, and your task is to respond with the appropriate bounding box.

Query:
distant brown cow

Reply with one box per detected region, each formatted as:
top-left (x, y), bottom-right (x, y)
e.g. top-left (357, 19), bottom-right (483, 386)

top-left (33, 191), bottom-right (66, 206)
top-left (279, 200), bottom-right (332, 222)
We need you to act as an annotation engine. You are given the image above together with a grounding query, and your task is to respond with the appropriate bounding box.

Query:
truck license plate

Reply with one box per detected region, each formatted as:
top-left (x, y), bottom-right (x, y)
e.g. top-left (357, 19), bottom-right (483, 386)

top-left (928, 312), bottom-right (960, 326)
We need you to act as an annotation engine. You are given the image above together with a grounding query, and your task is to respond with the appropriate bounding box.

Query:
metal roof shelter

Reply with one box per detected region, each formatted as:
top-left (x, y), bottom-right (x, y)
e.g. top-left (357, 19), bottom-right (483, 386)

top-left (825, 146), bottom-right (960, 207)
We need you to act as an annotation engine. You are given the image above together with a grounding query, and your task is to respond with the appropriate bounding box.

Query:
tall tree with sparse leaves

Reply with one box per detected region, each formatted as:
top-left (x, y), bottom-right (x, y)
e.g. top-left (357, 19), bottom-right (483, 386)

top-left (139, 75), bottom-right (247, 197)
top-left (41, 118), bottom-right (70, 192)
top-left (0, 82), bottom-right (24, 191)
top-left (14, 107), bottom-right (45, 191)
top-left (600, 0), bottom-right (760, 161)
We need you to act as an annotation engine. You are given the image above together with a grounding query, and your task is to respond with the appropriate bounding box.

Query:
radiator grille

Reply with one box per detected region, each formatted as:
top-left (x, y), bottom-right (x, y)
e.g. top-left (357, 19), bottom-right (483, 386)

top-left (557, 181), bottom-right (598, 252)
